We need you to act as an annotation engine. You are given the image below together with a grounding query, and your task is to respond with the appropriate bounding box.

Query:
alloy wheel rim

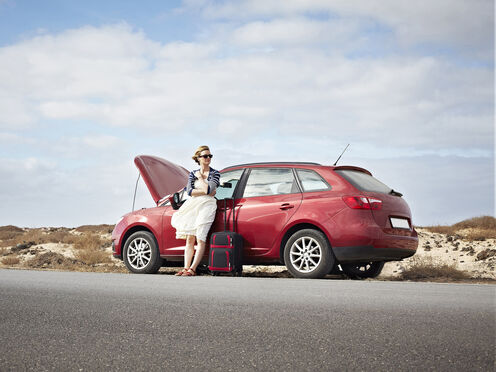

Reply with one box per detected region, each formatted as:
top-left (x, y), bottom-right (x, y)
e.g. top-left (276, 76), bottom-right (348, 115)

top-left (290, 236), bottom-right (322, 273)
top-left (127, 238), bottom-right (152, 270)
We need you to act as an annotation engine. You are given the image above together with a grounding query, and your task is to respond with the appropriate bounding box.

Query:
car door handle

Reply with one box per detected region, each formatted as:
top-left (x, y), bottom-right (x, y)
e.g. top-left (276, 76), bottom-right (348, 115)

top-left (219, 205), bottom-right (242, 211)
top-left (280, 203), bottom-right (294, 210)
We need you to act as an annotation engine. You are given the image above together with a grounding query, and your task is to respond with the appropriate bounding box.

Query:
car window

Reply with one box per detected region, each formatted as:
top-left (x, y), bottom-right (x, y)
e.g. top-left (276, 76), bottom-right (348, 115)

top-left (243, 168), bottom-right (298, 198)
top-left (216, 169), bottom-right (244, 200)
top-left (296, 169), bottom-right (331, 192)
top-left (335, 169), bottom-right (391, 194)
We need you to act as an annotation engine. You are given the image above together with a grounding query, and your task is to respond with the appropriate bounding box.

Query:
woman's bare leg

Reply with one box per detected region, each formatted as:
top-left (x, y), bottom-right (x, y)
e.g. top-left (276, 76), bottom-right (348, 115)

top-left (190, 239), bottom-right (206, 271)
top-left (184, 235), bottom-right (196, 269)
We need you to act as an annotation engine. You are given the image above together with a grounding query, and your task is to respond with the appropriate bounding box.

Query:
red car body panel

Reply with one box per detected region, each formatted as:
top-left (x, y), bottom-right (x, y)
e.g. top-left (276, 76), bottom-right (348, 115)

top-left (112, 157), bottom-right (418, 266)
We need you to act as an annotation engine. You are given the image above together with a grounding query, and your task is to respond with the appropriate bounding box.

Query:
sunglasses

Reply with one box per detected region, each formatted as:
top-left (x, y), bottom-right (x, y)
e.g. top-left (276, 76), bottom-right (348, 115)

top-left (199, 154), bottom-right (213, 159)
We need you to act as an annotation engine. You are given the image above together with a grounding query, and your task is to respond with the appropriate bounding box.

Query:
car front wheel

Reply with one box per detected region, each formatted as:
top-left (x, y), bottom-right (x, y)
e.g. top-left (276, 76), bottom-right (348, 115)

top-left (341, 261), bottom-right (385, 279)
top-left (284, 229), bottom-right (335, 279)
top-left (123, 231), bottom-right (163, 274)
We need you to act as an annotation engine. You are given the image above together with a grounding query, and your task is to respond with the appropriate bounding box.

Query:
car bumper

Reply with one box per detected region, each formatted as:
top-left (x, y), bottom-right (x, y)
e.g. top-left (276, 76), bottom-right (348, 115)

top-left (333, 245), bottom-right (416, 263)
top-left (327, 211), bottom-right (418, 263)
top-left (112, 240), bottom-right (122, 259)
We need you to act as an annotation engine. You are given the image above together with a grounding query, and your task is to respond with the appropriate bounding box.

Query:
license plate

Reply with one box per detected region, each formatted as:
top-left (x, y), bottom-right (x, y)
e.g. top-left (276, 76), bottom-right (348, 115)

top-left (390, 217), bottom-right (410, 229)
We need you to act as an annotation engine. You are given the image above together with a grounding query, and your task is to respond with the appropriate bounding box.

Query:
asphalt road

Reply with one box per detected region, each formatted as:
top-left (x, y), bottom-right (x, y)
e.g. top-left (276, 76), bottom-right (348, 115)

top-left (0, 269), bottom-right (494, 371)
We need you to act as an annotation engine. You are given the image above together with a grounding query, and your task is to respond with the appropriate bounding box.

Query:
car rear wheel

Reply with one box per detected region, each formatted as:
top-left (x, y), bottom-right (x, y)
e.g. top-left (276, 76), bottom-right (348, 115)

top-left (123, 231), bottom-right (163, 274)
top-left (341, 261), bottom-right (385, 279)
top-left (284, 229), bottom-right (334, 279)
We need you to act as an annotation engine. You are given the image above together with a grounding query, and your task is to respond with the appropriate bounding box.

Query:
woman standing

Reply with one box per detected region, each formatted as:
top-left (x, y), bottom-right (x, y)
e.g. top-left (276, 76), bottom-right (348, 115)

top-left (171, 145), bottom-right (220, 276)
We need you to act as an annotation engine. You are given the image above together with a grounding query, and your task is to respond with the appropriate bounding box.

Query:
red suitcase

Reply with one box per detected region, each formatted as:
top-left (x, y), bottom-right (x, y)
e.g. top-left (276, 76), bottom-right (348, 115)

top-left (208, 199), bottom-right (243, 276)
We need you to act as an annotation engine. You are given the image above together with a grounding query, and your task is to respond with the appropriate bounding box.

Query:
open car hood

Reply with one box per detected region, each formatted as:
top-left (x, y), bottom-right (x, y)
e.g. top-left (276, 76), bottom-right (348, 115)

top-left (134, 155), bottom-right (189, 205)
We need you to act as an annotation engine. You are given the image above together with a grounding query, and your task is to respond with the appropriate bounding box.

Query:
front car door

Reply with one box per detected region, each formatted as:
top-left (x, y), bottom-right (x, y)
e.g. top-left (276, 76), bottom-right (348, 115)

top-left (210, 168), bottom-right (246, 235)
top-left (234, 167), bottom-right (302, 260)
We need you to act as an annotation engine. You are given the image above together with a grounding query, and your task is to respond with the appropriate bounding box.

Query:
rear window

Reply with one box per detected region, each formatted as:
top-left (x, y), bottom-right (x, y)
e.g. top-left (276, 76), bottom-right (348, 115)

top-left (335, 170), bottom-right (391, 194)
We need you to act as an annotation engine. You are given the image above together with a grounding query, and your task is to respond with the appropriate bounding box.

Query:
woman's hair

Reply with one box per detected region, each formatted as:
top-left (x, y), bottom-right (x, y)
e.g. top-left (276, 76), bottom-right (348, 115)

top-left (192, 145), bottom-right (210, 165)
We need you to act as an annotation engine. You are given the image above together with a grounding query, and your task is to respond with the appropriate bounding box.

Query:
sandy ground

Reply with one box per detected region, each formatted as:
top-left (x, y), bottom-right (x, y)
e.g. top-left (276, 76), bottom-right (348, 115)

top-left (379, 228), bottom-right (496, 279)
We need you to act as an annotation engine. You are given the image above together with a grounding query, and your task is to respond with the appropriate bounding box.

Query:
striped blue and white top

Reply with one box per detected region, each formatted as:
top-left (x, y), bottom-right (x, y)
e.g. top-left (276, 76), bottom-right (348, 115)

top-left (186, 168), bottom-right (221, 196)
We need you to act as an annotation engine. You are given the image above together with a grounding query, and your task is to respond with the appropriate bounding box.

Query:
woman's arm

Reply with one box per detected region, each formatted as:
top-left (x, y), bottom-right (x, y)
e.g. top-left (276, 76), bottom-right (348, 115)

top-left (185, 171), bottom-right (196, 196)
top-left (207, 170), bottom-right (221, 194)
top-left (191, 171), bottom-right (209, 196)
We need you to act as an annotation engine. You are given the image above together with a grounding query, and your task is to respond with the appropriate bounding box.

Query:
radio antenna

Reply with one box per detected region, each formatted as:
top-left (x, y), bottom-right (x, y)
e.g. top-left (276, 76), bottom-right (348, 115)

top-left (333, 144), bottom-right (350, 166)
top-left (132, 173), bottom-right (140, 212)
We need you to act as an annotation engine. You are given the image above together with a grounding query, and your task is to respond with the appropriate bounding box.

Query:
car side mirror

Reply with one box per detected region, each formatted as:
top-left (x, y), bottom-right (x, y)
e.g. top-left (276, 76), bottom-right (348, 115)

top-left (221, 182), bottom-right (232, 188)
top-left (169, 191), bottom-right (184, 210)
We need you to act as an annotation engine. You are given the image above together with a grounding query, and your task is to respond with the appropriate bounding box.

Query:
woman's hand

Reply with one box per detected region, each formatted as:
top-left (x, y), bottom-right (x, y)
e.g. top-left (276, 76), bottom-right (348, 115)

top-left (195, 171), bottom-right (208, 181)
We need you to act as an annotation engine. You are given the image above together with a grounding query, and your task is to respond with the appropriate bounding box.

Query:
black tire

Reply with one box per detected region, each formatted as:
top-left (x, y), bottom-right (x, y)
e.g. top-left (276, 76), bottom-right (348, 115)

top-left (123, 231), bottom-right (163, 274)
top-left (234, 269), bottom-right (243, 277)
top-left (341, 261), bottom-right (385, 279)
top-left (283, 229), bottom-right (335, 279)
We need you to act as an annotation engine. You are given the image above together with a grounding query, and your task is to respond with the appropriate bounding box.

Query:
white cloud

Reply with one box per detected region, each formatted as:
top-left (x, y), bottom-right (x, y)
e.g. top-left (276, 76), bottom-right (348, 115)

top-left (0, 7), bottom-right (492, 227)
top-left (230, 17), bottom-right (360, 46)
top-left (0, 23), bottom-right (492, 152)
top-left (194, 0), bottom-right (493, 56)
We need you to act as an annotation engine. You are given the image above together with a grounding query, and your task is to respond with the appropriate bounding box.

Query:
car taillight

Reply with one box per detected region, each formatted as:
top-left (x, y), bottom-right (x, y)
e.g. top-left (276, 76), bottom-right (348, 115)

top-left (342, 196), bottom-right (382, 210)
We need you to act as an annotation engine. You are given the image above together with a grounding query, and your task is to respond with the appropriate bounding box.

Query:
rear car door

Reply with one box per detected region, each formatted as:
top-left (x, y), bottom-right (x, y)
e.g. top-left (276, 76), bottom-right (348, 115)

top-left (234, 167), bottom-right (302, 258)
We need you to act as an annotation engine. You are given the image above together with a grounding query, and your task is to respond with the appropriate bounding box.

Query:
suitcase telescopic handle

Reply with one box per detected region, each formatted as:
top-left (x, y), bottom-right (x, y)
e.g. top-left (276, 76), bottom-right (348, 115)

top-left (223, 198), bottom-right (227, 231)
top-left (231, 197), bottom-right (236, 233)
top-left (221, 198), bottom-right (237, 232)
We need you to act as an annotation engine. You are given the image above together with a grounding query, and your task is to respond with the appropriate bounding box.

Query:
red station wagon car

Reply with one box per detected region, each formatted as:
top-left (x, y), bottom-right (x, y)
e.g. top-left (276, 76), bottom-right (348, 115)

top-left (111, 155), bottom-right (418, 279)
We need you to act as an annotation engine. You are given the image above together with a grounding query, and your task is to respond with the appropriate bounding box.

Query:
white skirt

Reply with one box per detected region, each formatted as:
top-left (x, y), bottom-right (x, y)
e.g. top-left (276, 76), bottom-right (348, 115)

top-left (171, 194), bottom-right (217, 242)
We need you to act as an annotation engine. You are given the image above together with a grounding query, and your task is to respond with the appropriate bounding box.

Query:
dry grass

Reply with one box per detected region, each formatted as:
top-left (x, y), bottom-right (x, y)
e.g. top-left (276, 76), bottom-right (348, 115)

top-left (0, 227), bottom-right (104, 248)
top-left (398, 256), bottom-right (470, 281)
top-left (74, 249), bottom-right (112, 265)
top-left (452, 216), bottom-right (496, 230)
top-left (423, 216), bottom-right (496, 240)
top-left (1, 255), bottom-right (20, 265)
top-left (72, 234), bottom-right (108, 250)
top-left (75, 224), bottom-right (114, 234)
top-left (0, 226), bottom-right (114, 269)
top-left (72, 233), bottom-right (112, 265)
top-left (0, 225), bottom-right (25, 241)
top-left (22, 251), bottom-right (122, 272)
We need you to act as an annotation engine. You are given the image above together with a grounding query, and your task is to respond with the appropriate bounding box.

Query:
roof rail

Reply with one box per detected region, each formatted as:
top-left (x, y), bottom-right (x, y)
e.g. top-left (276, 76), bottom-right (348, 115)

top-left (222, 161), bottom-right (321, 170)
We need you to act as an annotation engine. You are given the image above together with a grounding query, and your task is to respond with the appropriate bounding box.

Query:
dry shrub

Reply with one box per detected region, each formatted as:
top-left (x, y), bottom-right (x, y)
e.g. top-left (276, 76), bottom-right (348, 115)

top-left (423, 216), bottom-right (496, 240)
top-left (44, 230), bottom-right (73, 243)
top-left (73, 234), bottom-right (106, 250)
top-left (1, 229), bottom-right (45, 248)
top-left (0, 225), bottom-right (24, 240)
top-left (422, 225), bottom-right (457, 235)
top-left (25, 252), bottom-right (78, 269)
top-left (75, 224), bottom-right (114, 234)
top-left (0, 228), bottom-right (82, 248)
top-left (1, 255), bottom-right (20, 265)
top-left (0, 225), bottom-right (24, 233)
top-left (453, 216), bottom-right (496, 230)
top-left (74, 249), bottom-right (112, 265)
top-left (72, 233), bottom-right (112, 265)
top-left (399, 256), bottom-right (470, 281)
top-left (463, 229), bottom-right (496, 241)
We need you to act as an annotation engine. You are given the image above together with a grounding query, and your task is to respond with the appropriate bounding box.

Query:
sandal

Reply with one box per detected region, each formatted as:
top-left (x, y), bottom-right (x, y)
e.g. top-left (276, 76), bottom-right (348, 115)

top-left (183, 268), bottom-right (196, 276)
top-left (175, 268), bottom-right (188, 276)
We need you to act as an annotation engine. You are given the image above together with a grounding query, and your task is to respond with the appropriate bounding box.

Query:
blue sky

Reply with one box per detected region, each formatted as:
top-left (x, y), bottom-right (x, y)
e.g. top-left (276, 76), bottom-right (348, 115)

top-left (0, 0), bottom-right (494, 227)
